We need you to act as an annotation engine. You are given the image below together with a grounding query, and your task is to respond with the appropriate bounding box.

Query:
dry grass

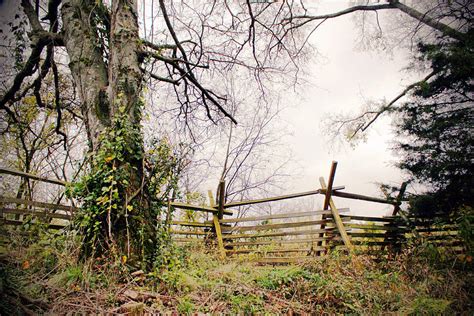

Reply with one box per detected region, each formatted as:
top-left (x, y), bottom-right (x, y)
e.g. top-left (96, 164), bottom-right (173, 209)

top-left (0, 230), bottom-right (473, 314)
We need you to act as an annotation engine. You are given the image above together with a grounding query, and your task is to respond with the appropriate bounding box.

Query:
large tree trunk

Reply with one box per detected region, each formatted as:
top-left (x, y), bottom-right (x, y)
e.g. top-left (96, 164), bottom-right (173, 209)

top-left (61, 0), bottom-right (147, 262)
top-left (61, 0), bottom-right (110, 151)
top-left (108, 0), bottom-right (144, 192)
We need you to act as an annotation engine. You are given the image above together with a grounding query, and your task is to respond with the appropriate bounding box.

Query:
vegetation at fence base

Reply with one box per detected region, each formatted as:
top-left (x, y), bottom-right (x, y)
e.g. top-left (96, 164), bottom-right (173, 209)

top-left (68, 111), bottom-right (186, 270)
top-left (1, 228), bottom-right (472, 314)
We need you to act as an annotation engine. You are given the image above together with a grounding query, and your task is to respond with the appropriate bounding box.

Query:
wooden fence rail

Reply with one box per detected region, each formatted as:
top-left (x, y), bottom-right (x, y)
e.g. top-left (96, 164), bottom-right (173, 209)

top-left (1, 165), bottom-right (466, 263)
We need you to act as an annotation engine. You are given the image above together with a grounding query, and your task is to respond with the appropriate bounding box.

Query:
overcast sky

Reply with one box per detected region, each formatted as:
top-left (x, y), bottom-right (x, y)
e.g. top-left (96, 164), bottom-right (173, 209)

top-left (272, 1), bottom-right (419, 216)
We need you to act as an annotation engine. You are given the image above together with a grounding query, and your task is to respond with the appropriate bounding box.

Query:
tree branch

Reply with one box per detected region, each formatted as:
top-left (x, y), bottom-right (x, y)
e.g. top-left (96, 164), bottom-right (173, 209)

top-left (392, 0), bottom-right (466, 41)
top-left (158, 0), bottom-right (237, 125)
top-left (286, 1), bottom-right (466, 41)
top-left (339, 70), bottom-right (439, 140)
top-left (140, 66), bottom-right (180, 85)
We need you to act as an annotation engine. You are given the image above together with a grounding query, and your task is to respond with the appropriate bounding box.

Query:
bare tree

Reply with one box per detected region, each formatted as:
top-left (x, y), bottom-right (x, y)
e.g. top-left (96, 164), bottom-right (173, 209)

top-left (0, 0), bottom-right (313, 260)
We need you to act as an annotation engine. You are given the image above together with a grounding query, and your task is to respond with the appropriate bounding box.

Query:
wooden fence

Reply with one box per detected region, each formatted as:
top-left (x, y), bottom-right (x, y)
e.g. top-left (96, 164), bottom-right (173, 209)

top-left (0, 164), bottom-right (466, 263)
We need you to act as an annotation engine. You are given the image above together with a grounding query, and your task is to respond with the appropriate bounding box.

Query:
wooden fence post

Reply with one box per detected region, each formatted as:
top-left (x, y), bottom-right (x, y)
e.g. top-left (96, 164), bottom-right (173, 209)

top-left (319, 175), bottom-right (354, 253)
top-left (208, 189), bottom-right (226, 259)
top-left (316, 161), bottom-right (337, 255)
top-left (217, 180), bottom-right (225, 220)
top-left (382, 181), bottom-right (409, 252)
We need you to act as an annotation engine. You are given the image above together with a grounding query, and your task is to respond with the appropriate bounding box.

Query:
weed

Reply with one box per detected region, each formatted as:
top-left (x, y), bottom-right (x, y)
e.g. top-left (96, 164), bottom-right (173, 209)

top-left (177, 296), bottom-right (195, 314)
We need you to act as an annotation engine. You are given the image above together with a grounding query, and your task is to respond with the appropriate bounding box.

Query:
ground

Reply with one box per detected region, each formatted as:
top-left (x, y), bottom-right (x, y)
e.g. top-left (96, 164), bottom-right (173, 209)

top-left (0, 229), bottom-right (472, 314)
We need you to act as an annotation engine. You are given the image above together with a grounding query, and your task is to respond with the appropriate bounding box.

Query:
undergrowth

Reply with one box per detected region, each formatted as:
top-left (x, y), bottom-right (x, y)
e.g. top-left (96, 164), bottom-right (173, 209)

top-left (0, 230), bottom-right (472, 314)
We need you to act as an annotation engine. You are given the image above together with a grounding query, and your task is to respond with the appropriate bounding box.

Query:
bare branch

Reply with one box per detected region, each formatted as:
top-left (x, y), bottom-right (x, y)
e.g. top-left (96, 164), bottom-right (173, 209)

top-left (51, 57), bottom-right (67, 148)
top-left (158, 0), bottom-right (237, 125)
top-left (286, 1), bottom-right (466, 42)
top-left (331, 70), bottom-right (440, 141)
top-left (140, 66), bottom-right (180, 85)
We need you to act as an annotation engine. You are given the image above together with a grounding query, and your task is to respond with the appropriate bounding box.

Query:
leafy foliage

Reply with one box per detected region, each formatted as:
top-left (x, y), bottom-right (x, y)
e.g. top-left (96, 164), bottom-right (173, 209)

top-left (395, 31), bottom-right (474, 216)
top-left (71, 108), bottom-right (187, 269)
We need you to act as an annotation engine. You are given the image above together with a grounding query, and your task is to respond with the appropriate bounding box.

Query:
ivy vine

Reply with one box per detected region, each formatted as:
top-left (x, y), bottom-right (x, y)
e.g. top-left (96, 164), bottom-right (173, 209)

top-left (70, 108), bottom-right (186, 271)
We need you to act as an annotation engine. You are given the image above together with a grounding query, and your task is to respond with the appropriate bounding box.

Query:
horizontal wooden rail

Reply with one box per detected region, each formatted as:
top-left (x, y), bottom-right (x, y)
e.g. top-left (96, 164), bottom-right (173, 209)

top-left (328, 190), bottom-right (399, 205)
top-left (221, 219), bottom-right (338, 233)
top-left (256, 256), bottom-right (313, 264)
top-left (1, 208), bottom-right (72, 220)
top-left (0, 167), bottom-right (70, 186)
top-left (170, 221), bottom-right (214, 228)
top-left (222, 228), bottom-right (340, 240)
top-left (352, 241), bottom-right (394, 246)
top-left (172, 237), bottom-right (205, 242)
top-left (224, 186), bottom-right (345, 208)
top-left (217, 208), bottom-right (349, 224)
top-left (227, 248), bottom-right (316, 254)
top-left (1, 219), bottom-right (67, 230)
top-left (0, 196), bottom-right (78, 213)
top-left (224, 237), bottom-right (335, 247)
top-left (224, 186), bottom-right (401, 208)
top-left (170, 230), bottom-right (210, 236)
top-left (338, 214), bottom-right (395, 223)
top-left (169, 202), bottom-right (233, 216)
top-left (348, 232), bottom-right (400, 238)
top-left (346, 224), bottom-right (407, 231)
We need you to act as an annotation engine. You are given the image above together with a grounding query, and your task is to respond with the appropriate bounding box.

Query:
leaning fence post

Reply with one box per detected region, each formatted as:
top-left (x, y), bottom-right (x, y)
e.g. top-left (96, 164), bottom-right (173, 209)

top-left (208, 189), bottom-right (226, 259)
top-left (316, 161), bottom-right (338, 255)
top-left (320, 174), bottom-right (354, 253)
top-left (217, 180), bottom-right (225, 220)
top-left (382, 181), bottom-right (409, 252)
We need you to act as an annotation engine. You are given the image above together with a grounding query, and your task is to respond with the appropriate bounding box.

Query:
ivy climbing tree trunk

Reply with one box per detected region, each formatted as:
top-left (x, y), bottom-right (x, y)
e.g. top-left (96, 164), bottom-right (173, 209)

top-left (61, 0), bottom-right (149, 264)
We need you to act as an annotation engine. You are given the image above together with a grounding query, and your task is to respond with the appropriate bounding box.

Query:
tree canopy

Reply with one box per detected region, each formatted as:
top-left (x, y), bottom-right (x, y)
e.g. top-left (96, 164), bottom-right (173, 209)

top-left (396, 33), bottom-right (474, 216)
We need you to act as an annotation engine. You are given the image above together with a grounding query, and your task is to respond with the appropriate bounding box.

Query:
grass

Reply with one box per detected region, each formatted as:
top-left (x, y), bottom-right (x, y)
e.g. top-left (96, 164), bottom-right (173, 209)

top-left (0, 229), bottom-right (473, 314)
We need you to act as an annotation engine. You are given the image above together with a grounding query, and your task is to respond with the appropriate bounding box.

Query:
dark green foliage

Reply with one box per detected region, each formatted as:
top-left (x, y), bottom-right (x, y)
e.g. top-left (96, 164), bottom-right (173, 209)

top-left (395, 30), bottom-right (474, 216)
top-left (457, 206), bottom-right (474, 256)
top-left (70, 110), bottom-right (186, 270)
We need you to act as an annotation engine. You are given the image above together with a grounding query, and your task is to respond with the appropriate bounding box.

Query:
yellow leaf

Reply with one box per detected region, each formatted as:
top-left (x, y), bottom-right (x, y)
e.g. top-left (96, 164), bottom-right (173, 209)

top-left (105, 156), bottom-right (114, 163)
top-left (22, 260), bottom-right (30, 270)
top-left (121, 255), bottom-right (127, 264)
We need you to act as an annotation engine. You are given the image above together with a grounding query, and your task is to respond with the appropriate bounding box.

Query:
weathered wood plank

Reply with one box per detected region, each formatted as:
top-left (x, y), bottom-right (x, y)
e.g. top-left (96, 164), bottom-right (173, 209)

top-left (348, 232), bottom-right (398, 238)
top-left (222, 228), bottom-right (339, 240)
top-left (224, 186), bottom-right (345, 208)
top-left (0, 197), bottom-right (78, 213)
top-left (227, 248), bottom-right (317, 254)
top-left (217, 181), bottom-right (225, 220)
top-left (1, 219), bottom-right (67, 230)
top-left (317, 163), bottom-right (339, 256)
top-left (170, 230), bottom-right (210, 236)
top-left (255, 256), bottom-right (313, 264)
top-left (172, 238), bottom-right (206, 242)
top-left (352, 241), bottom-right (394, 246)
top-left (217, 208), bottom-right (349, 223)
top-left (209, 190), bottom-right (226, 259)
top-left (1, 208), bottom-right (72, 220)
top-left (329, 190), bottom-right (399, 205)
top-left (170, 221), bottom-right (214, 228)
top-left (346, 224), bottom-right (407, 231)
top-left (224, 237), bottom-right (335, 247)
top-left (169, 202), bottom-right (233, 216)
top-left (338, 215), bottom-right (395, 223)
top-left (221, 219), bottom-right (335, 232)
top-left (320, 177), bottom-right (354, 252)
top-left (0, 167), bottom-right (69, 186)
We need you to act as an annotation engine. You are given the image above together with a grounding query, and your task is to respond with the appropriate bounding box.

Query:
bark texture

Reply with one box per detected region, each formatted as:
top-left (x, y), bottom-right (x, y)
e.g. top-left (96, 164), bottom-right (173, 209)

top-left (61, 0), bottom-right (146, 257)
top-left (61, 0), bottom-right (110, 151)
